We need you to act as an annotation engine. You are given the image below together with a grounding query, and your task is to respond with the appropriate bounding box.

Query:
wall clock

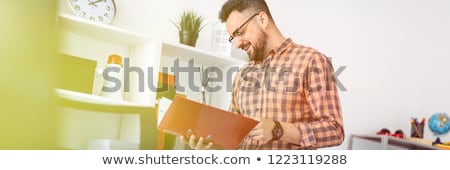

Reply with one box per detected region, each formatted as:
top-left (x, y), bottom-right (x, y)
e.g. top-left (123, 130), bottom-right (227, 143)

top-left (68, 0), bottom-right (117, 24)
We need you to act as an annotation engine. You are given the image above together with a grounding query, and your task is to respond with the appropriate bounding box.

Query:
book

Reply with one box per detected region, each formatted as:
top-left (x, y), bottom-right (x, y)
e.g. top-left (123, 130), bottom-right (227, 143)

top-left (158, 96), bottom-right (259, 150)
top-left (56, 53), bottom-right (97, 94)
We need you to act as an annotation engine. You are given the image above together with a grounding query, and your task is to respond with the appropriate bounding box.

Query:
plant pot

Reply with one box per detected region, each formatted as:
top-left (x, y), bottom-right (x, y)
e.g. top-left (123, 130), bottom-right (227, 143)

top-left (179, 31), bottom-right (198, 47)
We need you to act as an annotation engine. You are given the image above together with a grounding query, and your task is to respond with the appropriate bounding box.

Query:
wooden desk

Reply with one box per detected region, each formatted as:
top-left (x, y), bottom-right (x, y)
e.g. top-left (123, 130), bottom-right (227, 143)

top-left (348, 134), bottom-right (440, 150)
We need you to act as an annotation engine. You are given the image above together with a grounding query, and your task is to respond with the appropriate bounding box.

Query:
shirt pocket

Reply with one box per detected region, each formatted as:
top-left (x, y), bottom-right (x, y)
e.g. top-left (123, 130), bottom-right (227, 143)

top-left (265, 68), bottom-right (302, 111)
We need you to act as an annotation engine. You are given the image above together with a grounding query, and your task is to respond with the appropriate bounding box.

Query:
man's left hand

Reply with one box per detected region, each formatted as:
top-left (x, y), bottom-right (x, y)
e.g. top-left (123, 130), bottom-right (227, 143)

top-left (247, 118), bottom-right (275, 143)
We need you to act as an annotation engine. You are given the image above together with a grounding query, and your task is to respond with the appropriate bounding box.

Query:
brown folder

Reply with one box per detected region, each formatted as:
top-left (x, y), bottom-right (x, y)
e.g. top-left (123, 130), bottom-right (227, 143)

top-left (158, 96), bottom-right (259, 149)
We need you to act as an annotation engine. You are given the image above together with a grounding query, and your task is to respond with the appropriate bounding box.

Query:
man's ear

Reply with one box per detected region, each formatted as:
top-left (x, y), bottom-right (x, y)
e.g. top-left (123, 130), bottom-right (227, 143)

top-left (257, 12), bottom-right (269, 29)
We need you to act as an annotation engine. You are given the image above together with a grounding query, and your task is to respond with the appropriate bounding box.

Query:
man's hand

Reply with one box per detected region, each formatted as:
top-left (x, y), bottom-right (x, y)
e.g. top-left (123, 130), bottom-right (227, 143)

top-left (247, 118), bottom-right (275, 144)
top-left (179, 134), bottom-right (213, 150)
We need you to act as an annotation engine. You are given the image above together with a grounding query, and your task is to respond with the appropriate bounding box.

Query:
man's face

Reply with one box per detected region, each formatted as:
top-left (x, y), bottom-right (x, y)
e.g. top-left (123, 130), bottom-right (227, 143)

top-left (226, 11), bottom-right (267, 61)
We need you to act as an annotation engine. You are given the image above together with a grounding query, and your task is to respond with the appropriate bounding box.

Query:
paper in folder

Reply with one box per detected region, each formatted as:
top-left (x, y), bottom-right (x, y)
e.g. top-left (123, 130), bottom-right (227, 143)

top-left (158, 96), bottom-right (258, 149)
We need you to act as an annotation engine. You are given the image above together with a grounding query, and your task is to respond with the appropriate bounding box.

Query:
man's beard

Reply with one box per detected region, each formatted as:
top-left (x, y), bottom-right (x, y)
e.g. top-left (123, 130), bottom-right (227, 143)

top-left (248, 31), bottom-right (267, 62)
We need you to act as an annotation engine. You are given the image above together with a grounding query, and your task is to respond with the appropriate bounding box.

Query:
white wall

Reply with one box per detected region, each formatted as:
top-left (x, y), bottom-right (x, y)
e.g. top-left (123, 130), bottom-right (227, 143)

top-left (268, 0), bottom-right (450, 149)
top-left (59, 0), bottom-right (450, 149)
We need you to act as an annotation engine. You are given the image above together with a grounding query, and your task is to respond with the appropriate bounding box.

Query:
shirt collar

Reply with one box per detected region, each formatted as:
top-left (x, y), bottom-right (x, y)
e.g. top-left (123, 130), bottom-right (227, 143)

top-left (248, 38), bottom-right (294, 66)
top-left (270, 38), bottom-right (294, 55)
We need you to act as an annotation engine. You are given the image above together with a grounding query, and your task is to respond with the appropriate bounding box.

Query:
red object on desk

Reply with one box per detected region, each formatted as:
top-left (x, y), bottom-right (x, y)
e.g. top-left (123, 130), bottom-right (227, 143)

top-left (376, 128), bottom-right (391, 135)
top-left (390, 130), bottom-right (404, 139)
top-left (376, 128), bottom-right (404, 139)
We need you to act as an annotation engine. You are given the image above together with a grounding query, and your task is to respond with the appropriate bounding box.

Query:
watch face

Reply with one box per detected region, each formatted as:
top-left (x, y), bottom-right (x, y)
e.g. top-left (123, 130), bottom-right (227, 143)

top-left (68, 0), bottom-right (116, 24)
top-left (276, 128), bottom-right (283, 137)
top-left (272, 121), bottom-right (283, 140)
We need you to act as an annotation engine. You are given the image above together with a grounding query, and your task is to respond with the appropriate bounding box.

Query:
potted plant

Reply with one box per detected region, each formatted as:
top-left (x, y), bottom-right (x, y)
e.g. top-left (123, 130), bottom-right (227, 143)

top-left (172, 9), bottom-right (205, 47)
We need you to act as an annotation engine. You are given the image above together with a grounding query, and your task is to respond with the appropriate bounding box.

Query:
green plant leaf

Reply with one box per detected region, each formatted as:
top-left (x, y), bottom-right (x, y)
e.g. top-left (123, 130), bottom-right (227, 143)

top-left (171, 9), bottom-right (206, 33)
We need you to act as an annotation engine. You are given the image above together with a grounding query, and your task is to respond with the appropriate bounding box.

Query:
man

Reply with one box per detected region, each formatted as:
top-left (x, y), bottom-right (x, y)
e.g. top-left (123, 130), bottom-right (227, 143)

top-left (182, 0), bottom-right (344, 150)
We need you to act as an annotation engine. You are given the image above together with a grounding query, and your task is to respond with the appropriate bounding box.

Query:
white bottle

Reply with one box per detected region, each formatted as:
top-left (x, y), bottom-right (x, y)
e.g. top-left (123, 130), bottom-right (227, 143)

top-left (100, 54), bottom-right (123, 101)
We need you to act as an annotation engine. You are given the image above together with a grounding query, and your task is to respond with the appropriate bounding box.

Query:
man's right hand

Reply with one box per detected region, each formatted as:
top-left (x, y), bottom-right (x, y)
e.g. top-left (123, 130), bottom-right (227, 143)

top-left (179, 134), bottom-right (214, 150)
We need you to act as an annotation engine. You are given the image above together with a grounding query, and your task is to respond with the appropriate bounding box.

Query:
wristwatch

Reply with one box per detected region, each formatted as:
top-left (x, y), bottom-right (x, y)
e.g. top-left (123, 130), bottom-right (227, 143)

top-left (272, 121), bottom-right (283, 140)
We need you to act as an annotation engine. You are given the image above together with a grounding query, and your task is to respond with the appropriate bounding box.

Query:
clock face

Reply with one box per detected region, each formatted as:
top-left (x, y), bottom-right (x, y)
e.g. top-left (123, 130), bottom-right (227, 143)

top-left (68, 0), bottom-right (116, 24)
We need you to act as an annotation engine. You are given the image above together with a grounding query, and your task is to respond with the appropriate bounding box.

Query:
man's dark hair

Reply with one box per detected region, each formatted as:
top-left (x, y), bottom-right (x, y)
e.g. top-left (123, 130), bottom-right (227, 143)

top-left (219, 0), bottom-right (273, 22)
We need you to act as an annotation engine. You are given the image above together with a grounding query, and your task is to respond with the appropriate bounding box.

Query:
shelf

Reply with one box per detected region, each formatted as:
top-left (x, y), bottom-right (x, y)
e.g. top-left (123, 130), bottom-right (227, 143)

top-left (57, 14), bottom-right (149, 46)
top-left (349, 134), bottom-right (440, 150)
top-left (58, 14), bottom-right (247, 68)
top-left (55, 88), bottom-right (153, 114)
top-left (55, 88), bottom-right (157, 150)
top-left (162, 41), bottom-right (247, 67)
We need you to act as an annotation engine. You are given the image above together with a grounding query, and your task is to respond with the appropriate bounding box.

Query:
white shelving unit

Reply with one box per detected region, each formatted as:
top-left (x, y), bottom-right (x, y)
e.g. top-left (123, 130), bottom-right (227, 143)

top-left (162, 41), bottom-right (246, 68)
top-left (56, 13), bottom-right (247, 149)
top-left (55, 88), bottom-right (152, 108)
top-left (55, 88), bottom-right (157, 150)
top-left (57, 14), bottom-right (161, 104)
top-left (57, 14), bottom-right (246, 106)
top-left (160, 41), bottom-right (246, 110)
top-left (58, 14), bottom-right (148, 46)
top-left (57, 14), bottom-right (161, 149)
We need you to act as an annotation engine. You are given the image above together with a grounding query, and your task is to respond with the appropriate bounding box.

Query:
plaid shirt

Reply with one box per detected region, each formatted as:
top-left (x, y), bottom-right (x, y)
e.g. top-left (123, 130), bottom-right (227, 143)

top-left (230, 39), bottom-right (344, 150)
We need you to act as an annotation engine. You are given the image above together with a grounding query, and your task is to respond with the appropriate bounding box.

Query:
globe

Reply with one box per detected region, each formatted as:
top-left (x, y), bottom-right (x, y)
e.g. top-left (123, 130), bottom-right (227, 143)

top-left (428, 112), bottom-right (450, 135)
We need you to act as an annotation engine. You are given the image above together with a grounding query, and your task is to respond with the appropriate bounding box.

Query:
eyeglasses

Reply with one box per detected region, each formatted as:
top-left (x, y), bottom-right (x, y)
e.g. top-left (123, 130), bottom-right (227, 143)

top-left (228, 13), bottom-right (259, 43)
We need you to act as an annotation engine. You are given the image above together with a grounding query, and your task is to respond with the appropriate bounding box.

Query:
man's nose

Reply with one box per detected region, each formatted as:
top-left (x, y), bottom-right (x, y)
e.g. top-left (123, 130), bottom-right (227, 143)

top-left (234, 37), bottom-right (243, 49)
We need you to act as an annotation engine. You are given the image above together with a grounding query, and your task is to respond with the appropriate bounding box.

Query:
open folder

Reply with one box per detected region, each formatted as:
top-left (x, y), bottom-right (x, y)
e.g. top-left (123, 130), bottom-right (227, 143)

top-left (158, 96), bottom-right (259, 149)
